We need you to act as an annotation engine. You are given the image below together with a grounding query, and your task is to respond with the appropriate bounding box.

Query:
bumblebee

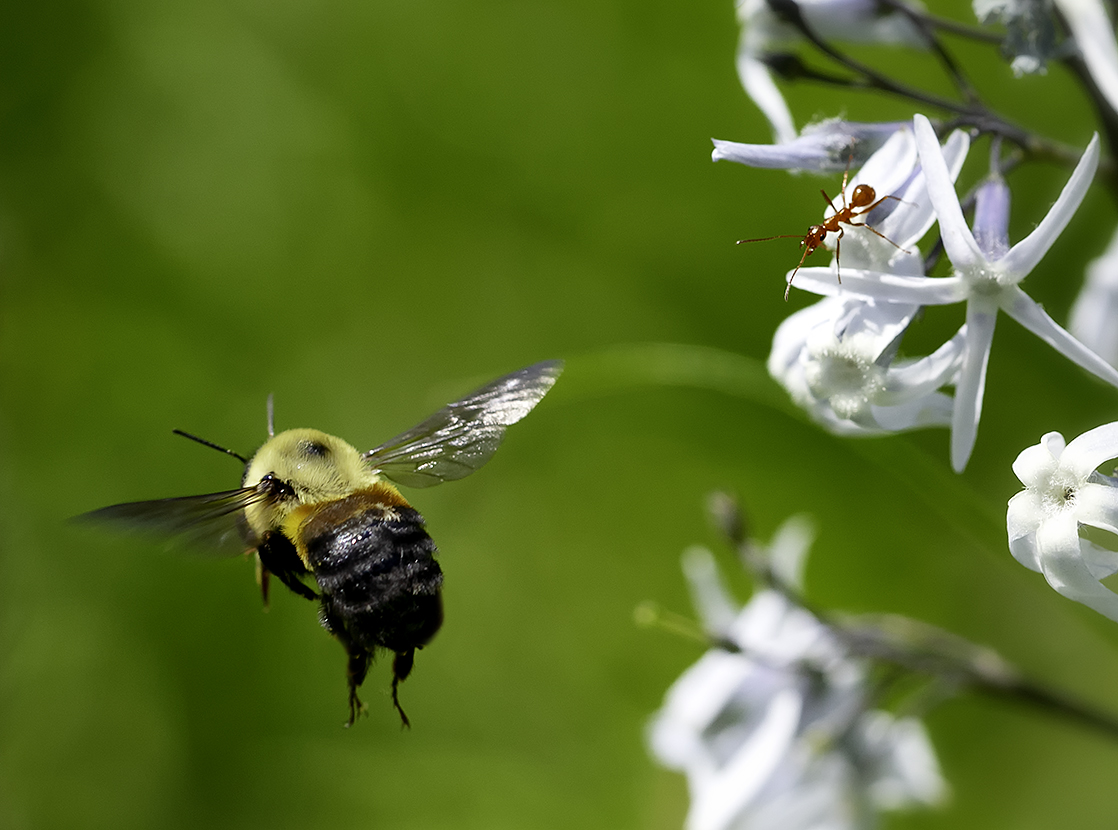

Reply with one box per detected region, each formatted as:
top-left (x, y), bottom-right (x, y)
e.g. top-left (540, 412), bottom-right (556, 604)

top-left (83, 360), bottom-right (563, 726)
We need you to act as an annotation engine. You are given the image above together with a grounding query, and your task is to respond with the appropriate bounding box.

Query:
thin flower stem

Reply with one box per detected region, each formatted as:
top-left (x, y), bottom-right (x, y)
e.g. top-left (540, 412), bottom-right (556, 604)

top-left (1060, 52), bottom-right (1118, 180)
top-left (766, 0), bottom-right (1104, 179)
top-left (835, 614), bottom-right (1118, 744)
top-left (770, 0), bottom-right (979, 114)
top-left (705, 495), bottom-right (1118, 745)
top-left (977, 675), bottom-right (1118, 742)
top-left (876, 0), bottom-right (982, 105)
top-left (879, 0), bottom-right (1004, 44)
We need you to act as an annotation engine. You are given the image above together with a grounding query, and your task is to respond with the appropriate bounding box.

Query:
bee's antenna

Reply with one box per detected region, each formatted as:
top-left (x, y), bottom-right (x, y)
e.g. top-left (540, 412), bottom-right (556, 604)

top-left (266, 393), bottom-right (275, 438)
top-left (172, 429), bottom-right (248, 464)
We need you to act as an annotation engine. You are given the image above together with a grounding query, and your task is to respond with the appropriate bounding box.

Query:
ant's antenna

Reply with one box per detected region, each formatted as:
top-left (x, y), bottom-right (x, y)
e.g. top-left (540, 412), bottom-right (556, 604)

top-left (266, 393), bottom-right (275, 438)
top-left (172, 429), bottom-right (248, 464)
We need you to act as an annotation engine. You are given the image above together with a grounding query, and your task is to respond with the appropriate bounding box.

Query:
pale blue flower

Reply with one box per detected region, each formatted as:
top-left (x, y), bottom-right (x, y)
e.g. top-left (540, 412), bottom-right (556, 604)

top-left (648, 523), bottom-right (946, 830)
top-left (792, 114), bottom-right (1117, 470)
top-left (712, 120), bottom-right (907, 173)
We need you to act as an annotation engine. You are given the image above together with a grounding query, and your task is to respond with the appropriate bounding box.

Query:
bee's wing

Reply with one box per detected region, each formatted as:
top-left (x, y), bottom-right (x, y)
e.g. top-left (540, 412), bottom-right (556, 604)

top-left (362, 360), bottom-right (563, 488)
top-left (77, 487), bottom-right (267, 555)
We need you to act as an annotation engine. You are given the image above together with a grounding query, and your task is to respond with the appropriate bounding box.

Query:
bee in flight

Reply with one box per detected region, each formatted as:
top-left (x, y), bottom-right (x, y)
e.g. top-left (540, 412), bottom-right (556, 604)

top-left (82, 360), bottom-right (563, 727)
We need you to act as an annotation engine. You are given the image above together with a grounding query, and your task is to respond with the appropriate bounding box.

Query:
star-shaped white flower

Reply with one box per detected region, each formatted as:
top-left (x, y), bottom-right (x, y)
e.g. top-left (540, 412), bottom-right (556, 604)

top-left (792, 114), bottom-right (1118, 471)
top-left (1008, 425), bottom-right (1118, 621)
top-left (648, 521), bottom-right (945, 830)
top-left (769, 296), bottom-right (965, 435)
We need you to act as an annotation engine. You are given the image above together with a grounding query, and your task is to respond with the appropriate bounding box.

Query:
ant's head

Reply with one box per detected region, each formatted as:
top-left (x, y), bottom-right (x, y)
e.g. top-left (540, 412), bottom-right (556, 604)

top-left (802, 225), bottom-right (827, 251)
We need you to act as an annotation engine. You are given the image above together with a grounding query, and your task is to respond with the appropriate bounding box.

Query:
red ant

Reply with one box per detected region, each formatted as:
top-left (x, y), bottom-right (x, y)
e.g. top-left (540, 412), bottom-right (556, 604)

top-left (739, 164), bottom-right (909, 301)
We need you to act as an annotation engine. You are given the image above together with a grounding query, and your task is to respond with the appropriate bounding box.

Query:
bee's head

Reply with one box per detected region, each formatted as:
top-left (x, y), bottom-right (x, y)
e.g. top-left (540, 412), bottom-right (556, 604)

top-left (242, 428), bottom-right (376, 534)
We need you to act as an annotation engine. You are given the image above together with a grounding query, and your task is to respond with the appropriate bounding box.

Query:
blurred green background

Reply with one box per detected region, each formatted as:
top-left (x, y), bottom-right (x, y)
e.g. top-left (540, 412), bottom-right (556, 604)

top-left (4, 1), bottom-right (1118, 828)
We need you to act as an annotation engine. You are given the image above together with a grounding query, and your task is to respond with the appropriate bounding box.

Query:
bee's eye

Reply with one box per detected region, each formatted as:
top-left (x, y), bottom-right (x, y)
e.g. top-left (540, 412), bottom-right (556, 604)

top-left (301, 440), bottom-right (329, 457)
top-left (259, 473), bottom-right (295, 500)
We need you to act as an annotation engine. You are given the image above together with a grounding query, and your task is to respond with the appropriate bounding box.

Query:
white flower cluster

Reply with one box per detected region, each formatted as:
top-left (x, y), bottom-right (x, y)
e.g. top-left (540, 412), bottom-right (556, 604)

top-left (648, 521), bottom-right (946, 830)
top-left (654, 0), bottom-right (1118, 826)
top-left (719, 0), bottom-right (1118, 471)
top-left (760, 115), bottom-right (1115, 471)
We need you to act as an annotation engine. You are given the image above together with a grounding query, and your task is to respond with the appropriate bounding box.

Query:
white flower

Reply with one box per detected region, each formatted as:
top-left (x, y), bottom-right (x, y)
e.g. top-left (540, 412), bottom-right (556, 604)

top-left (1008, 425), bottom-right (1118, 621)
top-left (736, 0), bottom-right (925, 143)
top-left (757, 123), bottom-right (971, 449)
top-left (792, 114), bottom-right (1118, 471)
top-left (712, 119), bottom-right (907, 174)
top-left (768, 296), bottom-right (964, 435)
top-left (648, 522), bottom-right (946, 830)
top-left (1070, 223), bottom-right (1118, 368)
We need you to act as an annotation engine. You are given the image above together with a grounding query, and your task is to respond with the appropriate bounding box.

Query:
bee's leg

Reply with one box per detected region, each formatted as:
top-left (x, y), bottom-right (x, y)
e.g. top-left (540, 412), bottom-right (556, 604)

top-left (391, 649), bottom-right (414, 729)
top-left (254, 553), bottom-right (271, 609)
top-left (257, 531), bottom-right (318, 601)
top-left (319, 596), bottom-right (370, 728)
top-left (345, 650), bottom-right (370, 728)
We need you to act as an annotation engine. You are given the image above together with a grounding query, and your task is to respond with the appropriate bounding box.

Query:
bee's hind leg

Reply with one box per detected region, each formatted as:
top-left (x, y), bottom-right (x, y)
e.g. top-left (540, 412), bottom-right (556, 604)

top-left (391, 649), bottom-right (415, 729)
top-left (319, 596), bottom-right (369, 728)
top-left (345, 651), bottom-right (370, 728)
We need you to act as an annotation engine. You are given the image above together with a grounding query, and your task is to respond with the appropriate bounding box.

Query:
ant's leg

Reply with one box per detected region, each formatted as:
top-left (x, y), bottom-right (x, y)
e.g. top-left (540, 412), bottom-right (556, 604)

top-left (834, 227), bottom-right (845, 284)
top-left (852, 193), bottom-right (909, 220)
top-left (819, 189), bottom-right (840, 214)
top-left (855, 222), bottom-right (912, 253)
top-left (784, 233), bottom-right (822, 301)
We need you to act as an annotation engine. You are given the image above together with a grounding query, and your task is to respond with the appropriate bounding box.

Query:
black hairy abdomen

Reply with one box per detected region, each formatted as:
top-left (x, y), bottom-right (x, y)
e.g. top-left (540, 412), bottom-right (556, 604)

top-left (304, 503), bottom-right (443, 654)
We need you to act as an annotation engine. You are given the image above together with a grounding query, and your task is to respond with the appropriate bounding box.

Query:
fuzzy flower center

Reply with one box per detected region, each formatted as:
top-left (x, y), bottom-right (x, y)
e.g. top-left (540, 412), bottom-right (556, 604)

top-left (803, 335), bottom-right (886, 419)
top-left (1033, 468), bottom-right (1081, 516)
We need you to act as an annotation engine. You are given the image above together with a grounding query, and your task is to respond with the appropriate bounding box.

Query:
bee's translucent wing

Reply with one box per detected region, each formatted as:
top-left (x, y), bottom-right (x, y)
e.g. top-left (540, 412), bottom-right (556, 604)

top-left (362, 360), bottom-right (563, 488)
top-left (78, 487), bottom-right (267, 555)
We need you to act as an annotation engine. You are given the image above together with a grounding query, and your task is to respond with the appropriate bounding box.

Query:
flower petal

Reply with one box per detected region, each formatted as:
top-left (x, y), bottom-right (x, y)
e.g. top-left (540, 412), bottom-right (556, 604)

top-left (688, 688), bottom-right (803, 830)
top-left (712, 121), bottom-right (908, 173)
top-left (1011, 432), bottom-right (1065, 486)
top-left (682, 546), bottom-right (741, 636)
top-left (950, 303), bottom-right (997, 472)
top-left (999, 134), bottom-right (1100, 276)
top-left (1059, 422), bottom-right (1118, 479)
top-left (839, 127), bottom-right (918, 220)
top-left (877, 129), bottom-right (970, 251)
top-left (870, 392), bottom-right (954, 431)
top-left (1007, 490), bottom-right (1046, 571)
top-left (790, 268), bottom-right (967, 305)
top-left (913, 114), bottom-right (984, 269)
top-left (737, 44), bottom-right (797, 144)
top-left (1000, 284), bottom-right (1118, 388)
top-left (1075, 480), bottom-right (1118, 534)
top-left (1070, 223), bottom-right (1118, 368)
top-left (1036, 510), bottom-right (1118, 622)
top-left (767, 515), bottom-right (816, 592)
